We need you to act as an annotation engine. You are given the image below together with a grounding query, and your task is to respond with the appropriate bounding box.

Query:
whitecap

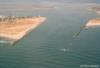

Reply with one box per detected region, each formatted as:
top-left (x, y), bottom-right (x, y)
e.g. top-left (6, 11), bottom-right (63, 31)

top-left (60, 48), bottom-right (70, 52)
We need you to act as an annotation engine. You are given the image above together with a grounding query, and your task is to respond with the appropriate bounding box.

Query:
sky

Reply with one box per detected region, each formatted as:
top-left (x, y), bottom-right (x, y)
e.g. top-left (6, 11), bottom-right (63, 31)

top-left (0, 0), bottom-right (99, 3)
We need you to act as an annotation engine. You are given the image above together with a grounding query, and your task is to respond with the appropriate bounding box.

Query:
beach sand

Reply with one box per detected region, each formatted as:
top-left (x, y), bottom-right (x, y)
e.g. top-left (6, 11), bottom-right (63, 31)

top-left (0, 17), bottom-right (46, 41)
top-left (86, 18), bottom-right (100, 27)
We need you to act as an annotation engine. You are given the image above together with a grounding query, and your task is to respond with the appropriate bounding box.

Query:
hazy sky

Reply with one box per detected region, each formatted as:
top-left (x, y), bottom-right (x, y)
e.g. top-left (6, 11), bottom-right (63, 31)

top-left (0, 0), bottom-right (99, 3)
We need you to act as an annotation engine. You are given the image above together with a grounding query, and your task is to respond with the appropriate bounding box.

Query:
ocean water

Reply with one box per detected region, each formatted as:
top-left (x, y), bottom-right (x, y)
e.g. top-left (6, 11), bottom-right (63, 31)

top-left (0, 0), bottom-right (100, 68)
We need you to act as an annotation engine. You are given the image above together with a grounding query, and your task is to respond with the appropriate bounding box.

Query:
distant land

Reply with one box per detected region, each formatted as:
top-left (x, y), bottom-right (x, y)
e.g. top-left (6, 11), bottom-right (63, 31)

top-left (88, 4), bottom-right (100, 14)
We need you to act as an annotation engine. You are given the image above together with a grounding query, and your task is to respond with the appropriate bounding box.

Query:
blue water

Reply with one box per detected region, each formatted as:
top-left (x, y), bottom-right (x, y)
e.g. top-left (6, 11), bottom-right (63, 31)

top-left (0, 0), bottom-right (100, 68)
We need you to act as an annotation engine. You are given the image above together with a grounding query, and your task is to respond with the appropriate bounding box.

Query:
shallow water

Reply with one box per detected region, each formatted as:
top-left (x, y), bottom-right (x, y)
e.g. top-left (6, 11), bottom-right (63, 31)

top-left (0, 0), bottom-right (100, 68)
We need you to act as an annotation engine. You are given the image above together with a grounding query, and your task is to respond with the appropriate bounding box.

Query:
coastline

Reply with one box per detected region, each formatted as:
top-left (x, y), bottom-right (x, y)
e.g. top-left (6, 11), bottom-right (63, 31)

top-left (86, 18), bottom-right (100, 27)
top-left (0, 16), bottom-right (46, 42)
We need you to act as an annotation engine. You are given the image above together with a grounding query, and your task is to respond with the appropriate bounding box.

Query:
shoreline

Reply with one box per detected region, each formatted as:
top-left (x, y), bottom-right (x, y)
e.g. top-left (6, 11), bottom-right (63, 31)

top-left (0, 16), bottom-right (46, 42)
top-left (86, 18), bottom-right (100, 27)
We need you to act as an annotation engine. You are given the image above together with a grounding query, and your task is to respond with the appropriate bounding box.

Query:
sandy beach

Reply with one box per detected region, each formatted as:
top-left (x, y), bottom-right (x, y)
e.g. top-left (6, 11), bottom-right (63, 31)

top-left (0, 17), bottom-right (46, 41)
top-left (86, 18), bottom-right (100, 27)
